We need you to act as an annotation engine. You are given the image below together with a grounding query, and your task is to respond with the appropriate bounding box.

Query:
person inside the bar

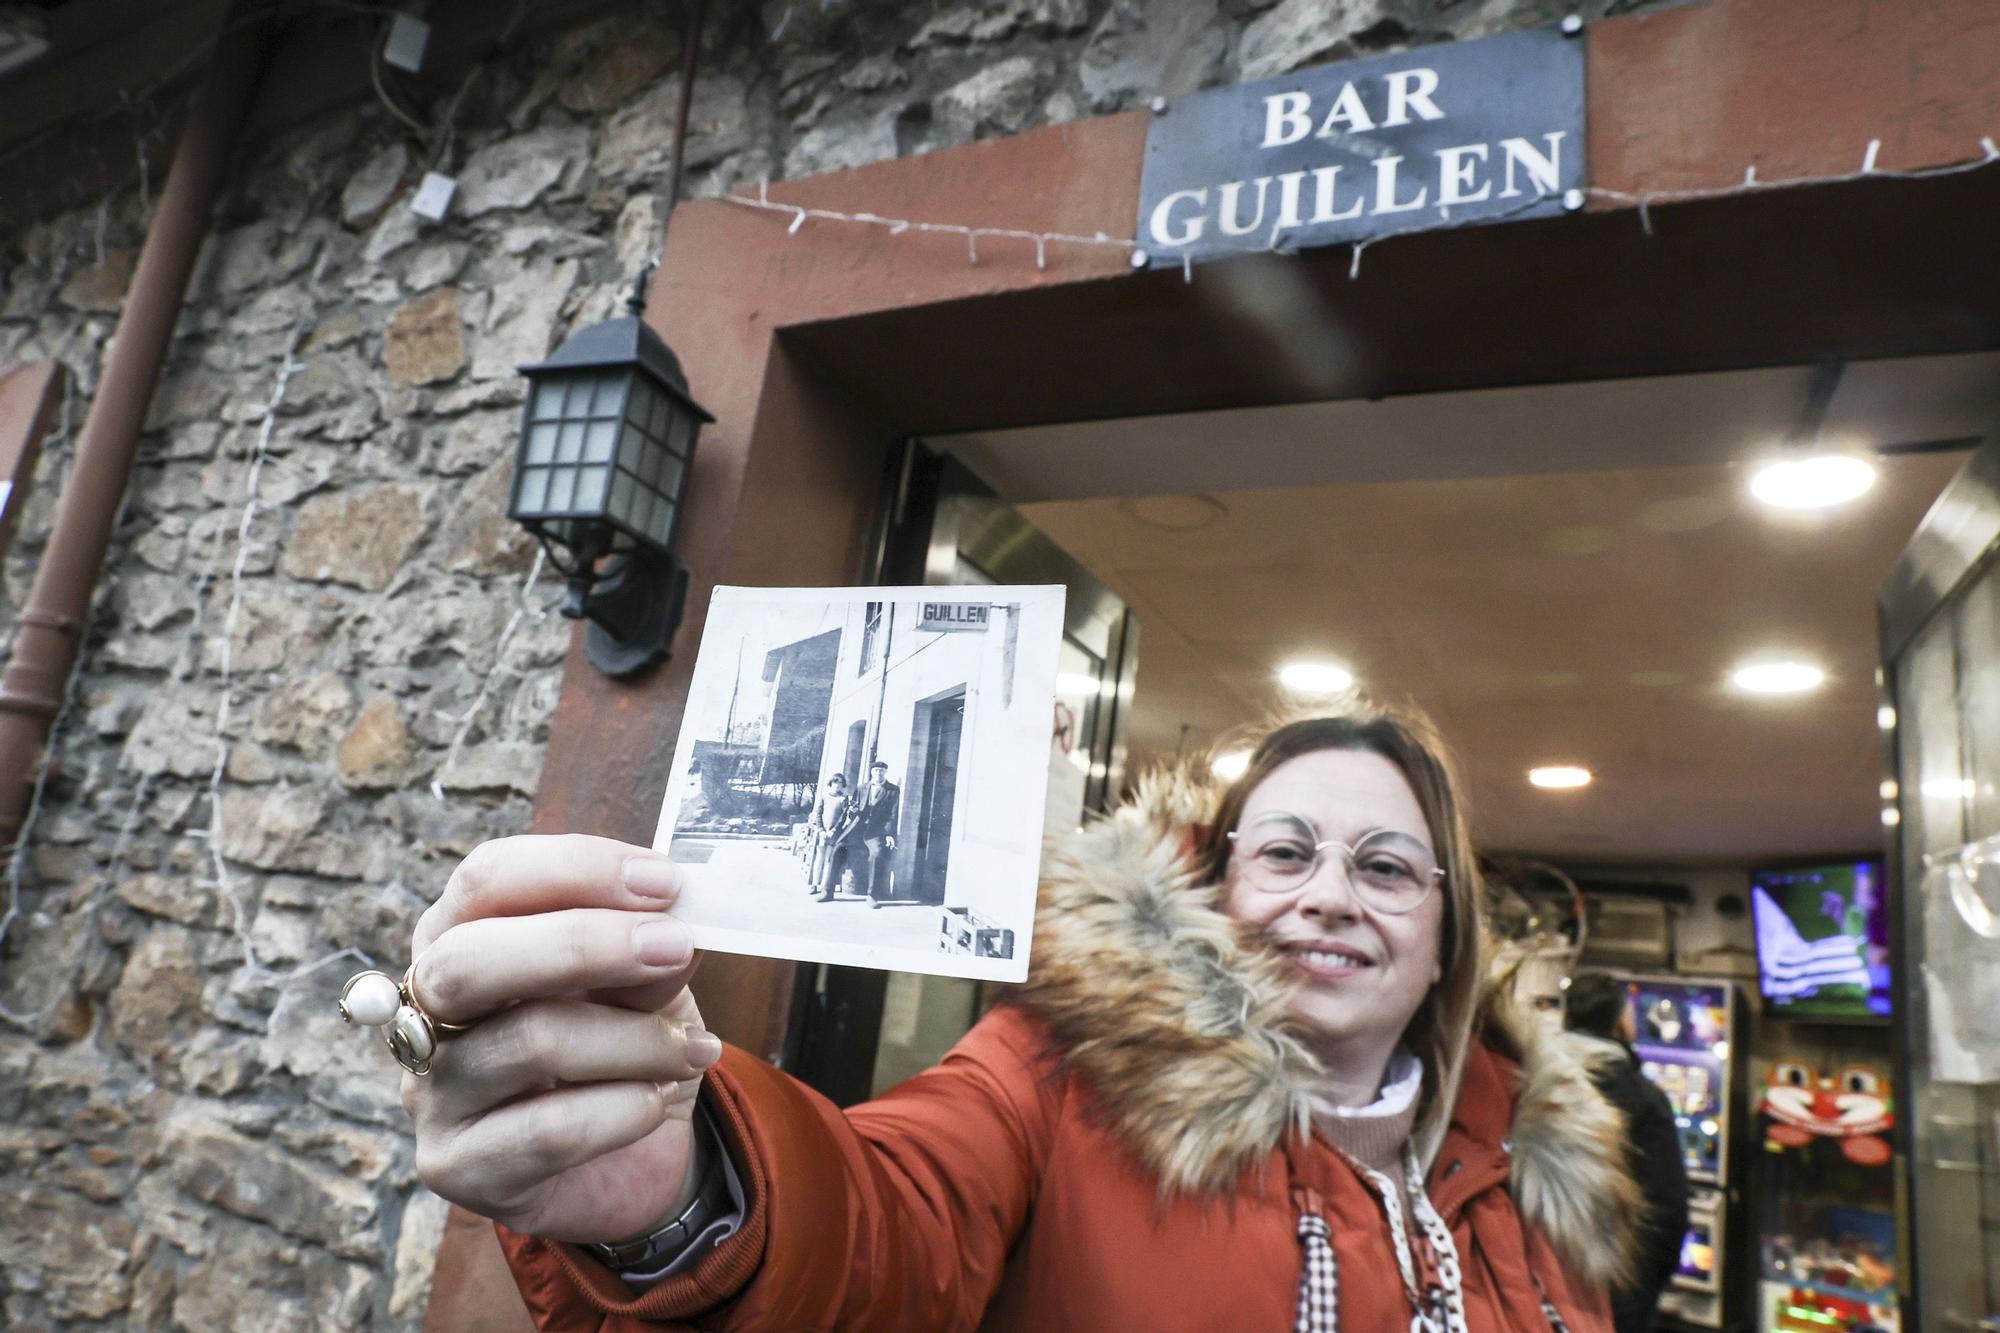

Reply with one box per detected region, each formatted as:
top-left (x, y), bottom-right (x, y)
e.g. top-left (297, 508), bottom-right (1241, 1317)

top-left (387, 700), bottom-right (1640, 1330)
top-left (1564, 970), bottom-right (1692, 1333)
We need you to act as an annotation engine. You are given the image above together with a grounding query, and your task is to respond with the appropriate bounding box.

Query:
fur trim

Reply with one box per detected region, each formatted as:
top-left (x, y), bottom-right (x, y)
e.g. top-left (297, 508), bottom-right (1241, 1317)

top-left (1489, 1008), bottom-right (1645, 1291)
top-left (1018, 768), bottom-right (1639, 1286)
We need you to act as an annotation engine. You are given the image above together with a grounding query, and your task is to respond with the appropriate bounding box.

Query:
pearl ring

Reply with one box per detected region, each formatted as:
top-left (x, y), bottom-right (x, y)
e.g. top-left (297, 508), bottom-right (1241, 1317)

top-left (338, 954), bottom-right (471, 1076)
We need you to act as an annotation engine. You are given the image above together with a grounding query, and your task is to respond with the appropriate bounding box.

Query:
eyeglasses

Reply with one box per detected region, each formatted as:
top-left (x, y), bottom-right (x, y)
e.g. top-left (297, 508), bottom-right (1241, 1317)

top-left (1225, 812), bottom-right (1444, 916)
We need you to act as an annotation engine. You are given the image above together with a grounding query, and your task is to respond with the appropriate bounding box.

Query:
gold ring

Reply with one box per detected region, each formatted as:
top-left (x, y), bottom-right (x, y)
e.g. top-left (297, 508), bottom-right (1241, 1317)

top-left (404, 954), bottom-right (475, 1034)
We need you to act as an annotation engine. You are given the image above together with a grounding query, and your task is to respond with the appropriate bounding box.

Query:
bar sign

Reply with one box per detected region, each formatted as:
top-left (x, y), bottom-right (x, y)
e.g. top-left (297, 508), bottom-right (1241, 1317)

top-left (919, 602), bottom-right (990, 633)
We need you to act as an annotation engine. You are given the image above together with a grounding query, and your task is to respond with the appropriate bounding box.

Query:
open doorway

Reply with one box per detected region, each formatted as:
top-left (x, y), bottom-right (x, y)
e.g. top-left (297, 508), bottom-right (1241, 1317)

top-left (900, 686), bottom-right (967, 906)
top-left (909, 348), bottom-right (1998, 1333)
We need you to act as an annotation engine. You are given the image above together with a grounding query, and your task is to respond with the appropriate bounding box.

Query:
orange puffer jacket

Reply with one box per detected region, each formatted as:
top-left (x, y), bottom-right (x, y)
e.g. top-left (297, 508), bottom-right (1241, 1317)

top-left (499, 776), bottom-right (1637, 1331)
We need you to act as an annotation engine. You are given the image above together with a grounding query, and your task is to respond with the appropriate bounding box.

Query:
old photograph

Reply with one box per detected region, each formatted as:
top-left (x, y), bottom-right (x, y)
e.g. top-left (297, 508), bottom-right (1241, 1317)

top-left (655, 585), bottom-right (1066, 982)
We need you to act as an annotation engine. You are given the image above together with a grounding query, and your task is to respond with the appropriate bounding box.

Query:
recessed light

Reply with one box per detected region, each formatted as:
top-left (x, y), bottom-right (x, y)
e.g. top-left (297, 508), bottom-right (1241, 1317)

top-left (1876, 705), bottom-right (1897, 731)
top-left (1528, 765), bottom-right (1593, 790)
top-left (1730, 660), bottom-right (1825, 695)
top-left (1881, 806), bottom-right (1902, 827)
top-left (1879, 779), bottom-right (1898, 800)
top-left (1749, 454), bottom-right (1876, 510)
top-left (1117, 493), bottom-right (1226, 531)
top-left (1212, 750), bottom-right (1250, 781)
top-left (1277, 661), bottom-right (1355, 695)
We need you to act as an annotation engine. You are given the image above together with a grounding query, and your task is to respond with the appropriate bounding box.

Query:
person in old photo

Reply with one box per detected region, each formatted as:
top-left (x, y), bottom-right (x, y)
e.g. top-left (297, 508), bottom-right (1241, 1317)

top-left (851, 759), bottom-right (900, 905)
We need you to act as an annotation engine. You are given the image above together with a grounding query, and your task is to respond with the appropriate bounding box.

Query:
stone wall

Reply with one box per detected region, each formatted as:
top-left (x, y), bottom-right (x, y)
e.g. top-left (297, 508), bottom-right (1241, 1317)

top-left (0, 0), bottom-right (1684, 1325)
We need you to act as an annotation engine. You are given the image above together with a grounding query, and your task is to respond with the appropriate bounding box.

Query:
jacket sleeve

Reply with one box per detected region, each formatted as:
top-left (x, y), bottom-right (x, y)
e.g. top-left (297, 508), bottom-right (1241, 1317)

top-left (496, 1005), bottom-right (1059, 1332)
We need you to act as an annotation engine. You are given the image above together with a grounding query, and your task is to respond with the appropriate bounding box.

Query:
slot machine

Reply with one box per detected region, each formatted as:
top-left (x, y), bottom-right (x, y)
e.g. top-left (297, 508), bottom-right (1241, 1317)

top-left (1622, 976), bottom-right (1741, 1330)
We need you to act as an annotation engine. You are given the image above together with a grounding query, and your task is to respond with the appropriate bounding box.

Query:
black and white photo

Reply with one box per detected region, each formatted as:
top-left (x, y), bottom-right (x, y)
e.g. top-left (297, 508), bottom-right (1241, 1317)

top-left (656, 584), bottom-right (1065, 981)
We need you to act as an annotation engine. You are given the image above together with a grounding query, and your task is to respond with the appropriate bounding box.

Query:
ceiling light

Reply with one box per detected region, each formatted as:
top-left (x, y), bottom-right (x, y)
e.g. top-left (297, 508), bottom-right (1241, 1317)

top-left (1117, 493), bottom-right (1226, 531)
top-left (1881, 807), bottom-right (1901, 827)
top-left (1876, 705), bottom-right (1897, 731)
top-left (1730, 660), bottom-right (1825, 695)
top-left (1748, 454), bottom-right (1876, 510)
top-left (1277, 661), bottom-right (1354, 695)
top-left (1920, 777), bottom-right (1977, 800)
top-left (1879, 779), bottom-right (1898, 800)
top-left (1528, 765), bottom-right (1592, 790)
top-left (1212, 750), bottom-right (1250, 782)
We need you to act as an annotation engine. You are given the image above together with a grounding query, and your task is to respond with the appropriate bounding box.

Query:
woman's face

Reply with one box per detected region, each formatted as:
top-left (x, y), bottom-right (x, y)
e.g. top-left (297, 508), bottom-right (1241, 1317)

top-left (1221, 748), bottom-right (1446, 1062)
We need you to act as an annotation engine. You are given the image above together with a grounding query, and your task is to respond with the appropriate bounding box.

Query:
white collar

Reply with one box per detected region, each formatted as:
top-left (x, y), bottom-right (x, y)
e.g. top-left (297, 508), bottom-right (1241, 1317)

top-left (1319, 1047), bottom-right (1422, 1120)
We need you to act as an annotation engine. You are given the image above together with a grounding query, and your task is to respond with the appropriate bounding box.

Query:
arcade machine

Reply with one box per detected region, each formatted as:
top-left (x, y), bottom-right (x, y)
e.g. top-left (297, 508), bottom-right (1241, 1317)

top-left (1749, 860), bottom-right (1901, 1333)
top-left (1623, 975), bottom-right (1742, 1330)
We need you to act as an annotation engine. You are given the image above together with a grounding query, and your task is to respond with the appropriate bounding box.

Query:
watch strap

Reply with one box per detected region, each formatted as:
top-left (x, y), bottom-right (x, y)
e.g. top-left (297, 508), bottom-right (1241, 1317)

top-left (585, 1110), bottom-right (732, 1271)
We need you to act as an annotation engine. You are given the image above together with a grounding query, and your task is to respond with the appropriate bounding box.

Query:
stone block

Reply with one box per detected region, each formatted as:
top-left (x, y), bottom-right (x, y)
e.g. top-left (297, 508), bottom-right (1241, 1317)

top-left (459, 127), bottom-right (590, 216)
top-left (1079, 0), bottom-right (1229, 112)
top-left (558, 19), bottom-right (678, 113)
top-left (1237, 0), bottom-right (1395, 82)
top-left (57, 249), bottom-right (136, 312)
top-left (280, 484), bottom-right (430, 592)
top-left (108, 927), bottom-right (203, 1059)
top-left (317, 883), bottom-right (424, 969)
top-left (114, 873), bottom-right (215, 927)
top-left (0, 1185), bottom-right (134, 1321)
top-left (909, 0), bottom-right (1091, 47)
top-left (405, 241), bottom-right (470, 292)
top-left (341, 142), bottom-right (410, 228)
top-left (168, 1216), bottom-right (374, 1331)
top-left (937, 56), bottom-right (1044, 138)
top-left (337, 694), bottom-right (413, 788)
top-left (390, 1188), bottom-right (451, 1319)
top-left (471, 257), bottom-right (578, 381)
top-left (597, 74), bottom-right (752, 180)
top-left (215, 786), bottom-right (328, 873)
top-left (437, 455), bottom-right (534, 575)
top-left (251, 673), bottom-right (356, 752)
top-left (383, 288), bottom-right (466, 386)
top-left (438, 740), bottom-right (544, 796)
top-left (122, 690), bottom-right (221, 780)
top-left (782, 106), bottom-right (901, 179)
top-left (165, 1105), bottom-right (381, 1258)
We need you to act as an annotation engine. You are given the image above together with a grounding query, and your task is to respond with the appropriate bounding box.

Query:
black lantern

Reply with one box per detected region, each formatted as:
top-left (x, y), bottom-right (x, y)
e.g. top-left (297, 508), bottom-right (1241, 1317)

top-left (510, 273), bottom-right (712, 678)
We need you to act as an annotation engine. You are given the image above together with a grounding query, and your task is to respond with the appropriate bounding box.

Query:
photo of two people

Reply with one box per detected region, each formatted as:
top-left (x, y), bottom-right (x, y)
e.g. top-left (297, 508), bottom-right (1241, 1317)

top-left (657, 585), bottom-right (1064, 981)
top-left (799, 761), bottom-right (900, 905)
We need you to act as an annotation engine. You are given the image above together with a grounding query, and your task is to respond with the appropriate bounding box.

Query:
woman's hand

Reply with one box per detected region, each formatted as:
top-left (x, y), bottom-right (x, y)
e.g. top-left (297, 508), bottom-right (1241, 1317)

top-left (401, 834), bottom-right (721, 1245)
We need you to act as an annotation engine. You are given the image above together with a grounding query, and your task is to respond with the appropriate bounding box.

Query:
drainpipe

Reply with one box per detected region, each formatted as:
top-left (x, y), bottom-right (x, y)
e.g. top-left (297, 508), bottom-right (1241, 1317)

top-left (0, 19), bottom-right (271, 847)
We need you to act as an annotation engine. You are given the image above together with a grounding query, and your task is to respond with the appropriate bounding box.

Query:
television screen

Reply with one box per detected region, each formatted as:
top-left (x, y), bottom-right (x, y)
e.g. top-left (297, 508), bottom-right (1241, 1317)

top-left (1676, 1218), bottom-right (1717, 1285)
top-left (1750, 861), bottom-right (1891, 1020)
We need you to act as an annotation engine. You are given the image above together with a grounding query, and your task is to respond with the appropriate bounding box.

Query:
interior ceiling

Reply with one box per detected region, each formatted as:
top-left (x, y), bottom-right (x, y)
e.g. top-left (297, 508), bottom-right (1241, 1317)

top-left (938, 350), bottom-right (1999, 867)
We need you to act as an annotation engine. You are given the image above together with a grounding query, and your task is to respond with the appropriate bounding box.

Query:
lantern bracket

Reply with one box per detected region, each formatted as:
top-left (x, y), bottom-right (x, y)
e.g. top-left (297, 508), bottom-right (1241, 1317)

top-left (557, 545), bottom-right (689, 679)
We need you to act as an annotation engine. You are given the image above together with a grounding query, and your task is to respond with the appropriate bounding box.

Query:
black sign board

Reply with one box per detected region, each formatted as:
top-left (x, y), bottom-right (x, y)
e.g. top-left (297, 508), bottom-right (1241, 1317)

top-left (1137, 27), bottom-right (1586, 265)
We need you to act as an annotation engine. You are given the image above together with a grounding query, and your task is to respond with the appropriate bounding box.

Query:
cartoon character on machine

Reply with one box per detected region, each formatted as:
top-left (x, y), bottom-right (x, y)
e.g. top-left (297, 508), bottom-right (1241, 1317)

top-left (1761, 1060), bottom-right (1894, 1167)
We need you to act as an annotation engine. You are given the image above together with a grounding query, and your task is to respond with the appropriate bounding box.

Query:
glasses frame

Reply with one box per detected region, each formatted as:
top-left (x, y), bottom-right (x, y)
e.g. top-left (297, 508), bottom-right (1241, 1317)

top-left (1224, 823), bottom-right (1446, 916)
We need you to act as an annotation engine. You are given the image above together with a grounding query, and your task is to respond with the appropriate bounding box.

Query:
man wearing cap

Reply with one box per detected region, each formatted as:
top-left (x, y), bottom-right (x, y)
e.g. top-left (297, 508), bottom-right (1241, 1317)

top-left (850, 760), bottom-right (900, 906)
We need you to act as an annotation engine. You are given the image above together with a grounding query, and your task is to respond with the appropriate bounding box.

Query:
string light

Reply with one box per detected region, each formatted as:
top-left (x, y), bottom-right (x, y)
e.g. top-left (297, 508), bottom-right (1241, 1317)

top-left (429, 546), bottom-right (553, 802)
top-left (719, 137), bottom-right (2000, 283)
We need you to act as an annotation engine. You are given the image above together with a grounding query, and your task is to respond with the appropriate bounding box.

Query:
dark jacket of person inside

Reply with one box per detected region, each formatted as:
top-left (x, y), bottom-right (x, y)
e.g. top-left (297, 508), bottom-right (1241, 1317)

top-left (1564, 971), bottom-right (1693, 1333)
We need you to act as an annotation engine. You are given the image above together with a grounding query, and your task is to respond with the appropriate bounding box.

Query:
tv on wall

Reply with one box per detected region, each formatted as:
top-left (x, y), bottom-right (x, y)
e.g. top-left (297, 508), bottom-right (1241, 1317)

top-left (1750, 860), bottom-right (1891, 1021)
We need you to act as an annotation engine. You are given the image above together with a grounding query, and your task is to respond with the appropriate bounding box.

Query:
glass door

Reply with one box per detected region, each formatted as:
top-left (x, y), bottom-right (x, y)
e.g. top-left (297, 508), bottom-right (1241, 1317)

top-left (785, 443), bottom-right (1138, 1105)
top-left (1880, 434), bottom-right (2000, 1332)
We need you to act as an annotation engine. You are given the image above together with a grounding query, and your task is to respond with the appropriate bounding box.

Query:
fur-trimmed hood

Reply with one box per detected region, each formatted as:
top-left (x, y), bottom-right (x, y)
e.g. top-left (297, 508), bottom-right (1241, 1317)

top-left (1017, 771), bottom-right (1641, 1293)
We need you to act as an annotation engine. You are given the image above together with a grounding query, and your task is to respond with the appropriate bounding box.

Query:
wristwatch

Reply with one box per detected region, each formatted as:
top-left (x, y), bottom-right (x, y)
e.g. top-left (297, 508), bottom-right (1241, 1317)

top-left (585, 1115), bottom-right (734, 1272)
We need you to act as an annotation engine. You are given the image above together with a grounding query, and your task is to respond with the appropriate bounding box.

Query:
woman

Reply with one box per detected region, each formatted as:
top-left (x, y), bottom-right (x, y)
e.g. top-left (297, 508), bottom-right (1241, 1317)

top-left (395, 704), bottom-right (1638, 1330)
top-left (804, 772), bottom-right (850, 893)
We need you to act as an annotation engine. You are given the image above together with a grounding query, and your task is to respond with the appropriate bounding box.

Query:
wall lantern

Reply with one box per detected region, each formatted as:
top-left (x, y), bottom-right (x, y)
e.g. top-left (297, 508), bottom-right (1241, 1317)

top-left (509, 272), bottom-right (713, 678)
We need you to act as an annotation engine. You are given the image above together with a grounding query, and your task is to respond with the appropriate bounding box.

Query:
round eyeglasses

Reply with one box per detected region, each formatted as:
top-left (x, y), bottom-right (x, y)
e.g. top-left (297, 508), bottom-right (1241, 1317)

top-left (1225, 812), bottom-right (1444, 916)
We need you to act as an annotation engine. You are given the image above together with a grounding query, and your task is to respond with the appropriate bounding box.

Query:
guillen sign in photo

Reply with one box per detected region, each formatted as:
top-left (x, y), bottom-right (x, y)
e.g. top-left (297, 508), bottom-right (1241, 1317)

top-left (1137, 24), bottom-right (1586, 264)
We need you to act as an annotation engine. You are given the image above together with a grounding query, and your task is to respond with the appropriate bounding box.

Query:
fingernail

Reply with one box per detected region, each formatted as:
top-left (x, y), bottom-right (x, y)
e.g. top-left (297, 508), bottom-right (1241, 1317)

top-left (685, 1029), bottom-right (723, 1069)
top-left (623, 856), bottom-right (678, 900)
top-left (632, 919), bottom-right (694, 967)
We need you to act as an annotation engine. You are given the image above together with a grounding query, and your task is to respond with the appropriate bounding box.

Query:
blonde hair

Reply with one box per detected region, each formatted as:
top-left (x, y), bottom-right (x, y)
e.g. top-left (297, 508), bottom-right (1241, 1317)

top-left (1188, 699), bottom-right (1491, 1167)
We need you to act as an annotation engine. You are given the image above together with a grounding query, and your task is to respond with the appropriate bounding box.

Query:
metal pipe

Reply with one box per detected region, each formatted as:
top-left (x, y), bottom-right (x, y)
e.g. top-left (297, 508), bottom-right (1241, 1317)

top-left (0, 18), bottom-right (271, 846)
top-left (663, 0), bottom-right (706, 218)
